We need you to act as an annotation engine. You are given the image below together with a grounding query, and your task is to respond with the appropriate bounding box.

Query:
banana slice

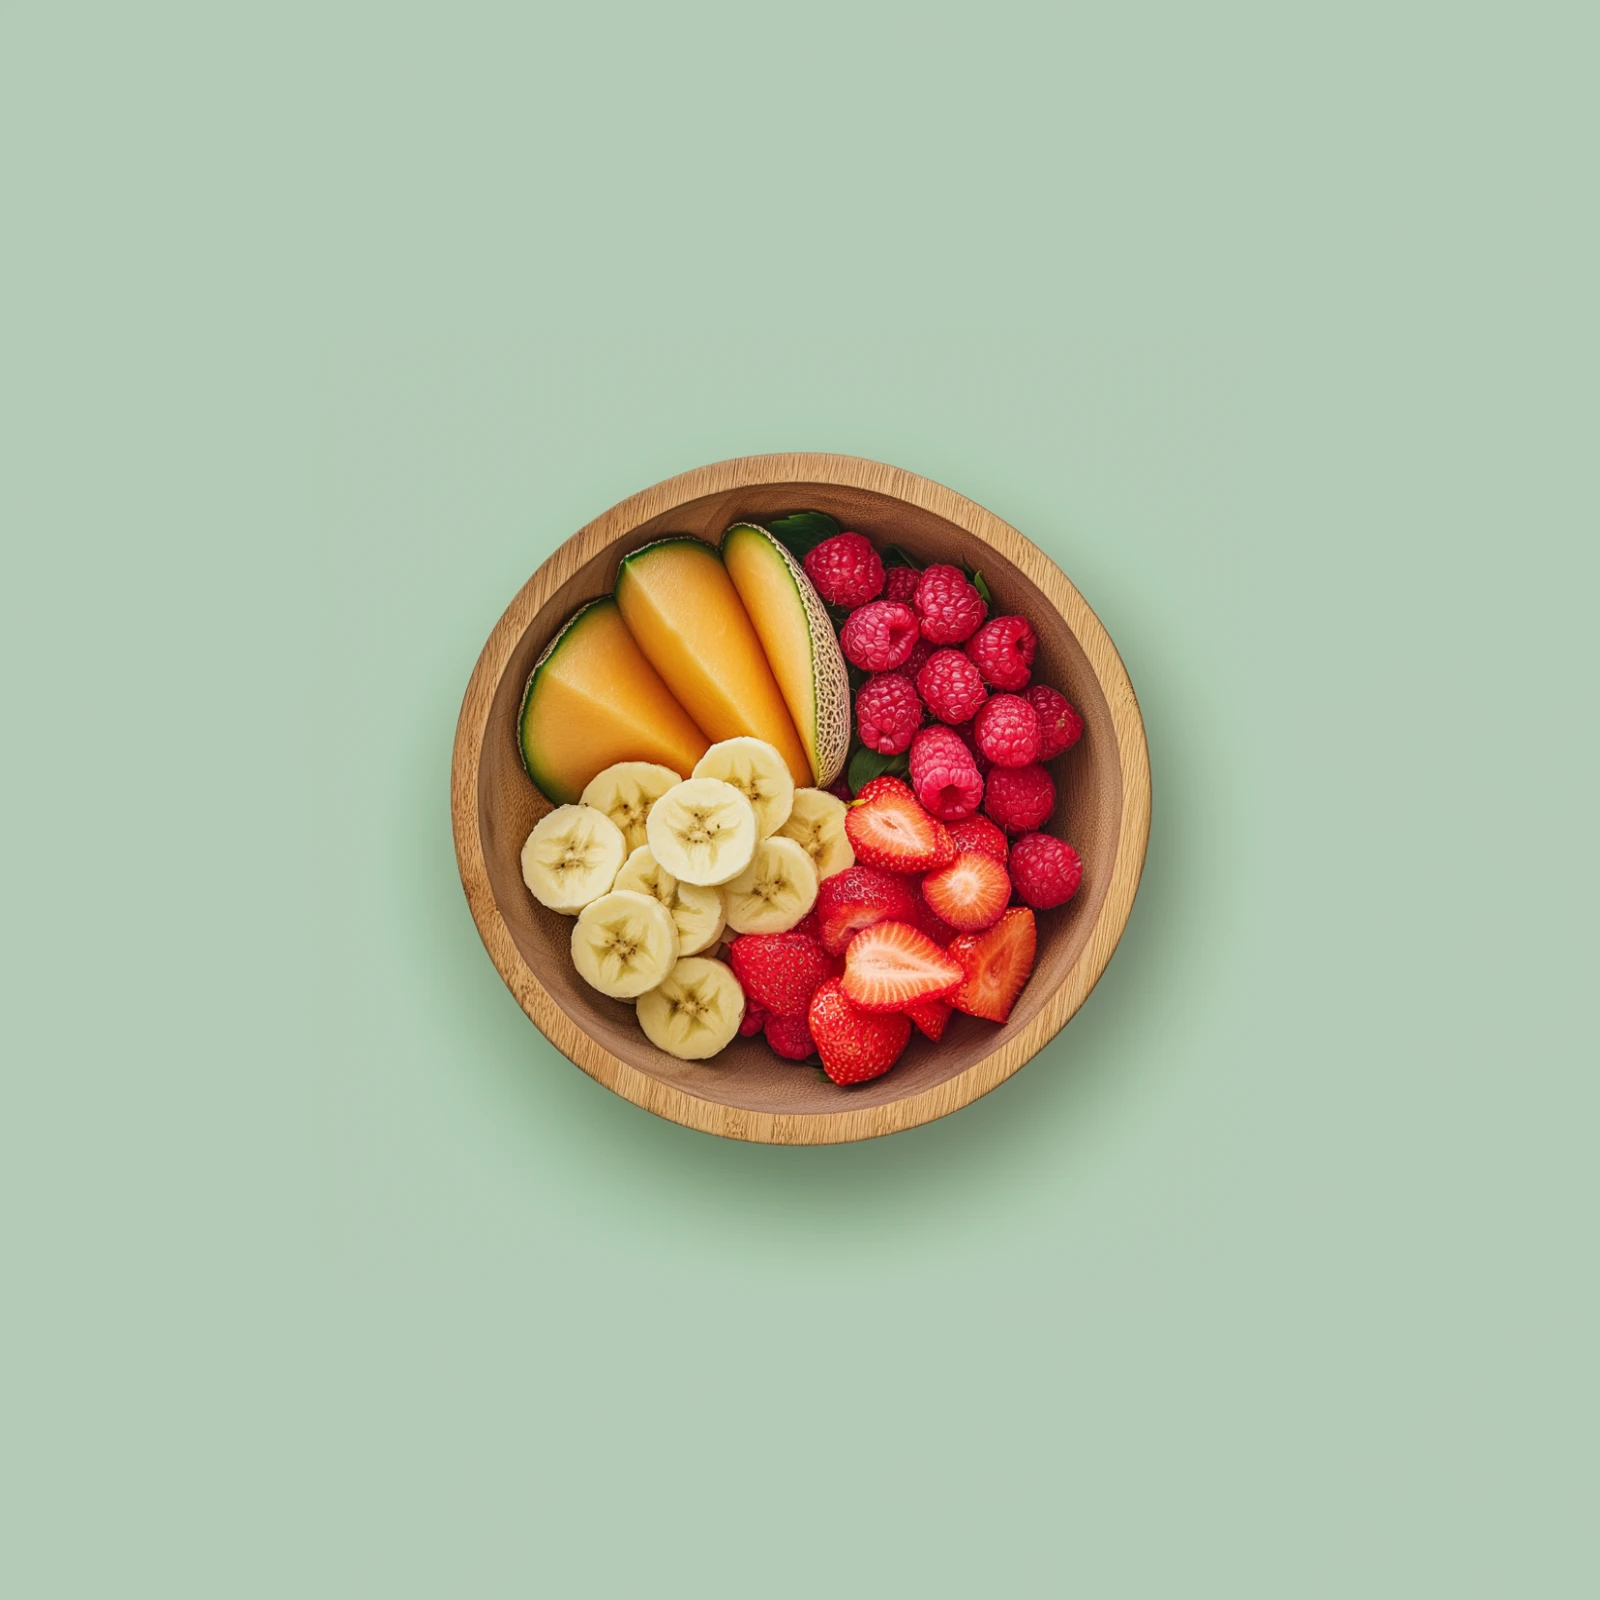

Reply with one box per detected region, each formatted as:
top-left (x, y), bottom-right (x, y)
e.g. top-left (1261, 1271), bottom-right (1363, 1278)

top-left (777, 787), bottom-right (855, 881)
top-left (521, 804), bottom-right (627, 913)
top-left (722, 836), bottom-right (819, 935)
top-left (636, 957), bottom-right (746, 1059)
top-left (570, 889), bottom-right (679, 998)
top-left (579, 761), bottom-right (683, 854)
top-left (613, 845), bottom-right (727, 957)
top-left (645, 778), bottom-right (758, 887)
top-left (692, 737), bottom-right (795, 839)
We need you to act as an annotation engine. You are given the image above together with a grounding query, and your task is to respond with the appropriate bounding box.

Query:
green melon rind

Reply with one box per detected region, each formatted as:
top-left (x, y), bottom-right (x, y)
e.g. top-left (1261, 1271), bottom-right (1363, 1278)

top-left (721, 522), bottom-right (851, 787)
top-left (518, 595), bottom-right (612, 804)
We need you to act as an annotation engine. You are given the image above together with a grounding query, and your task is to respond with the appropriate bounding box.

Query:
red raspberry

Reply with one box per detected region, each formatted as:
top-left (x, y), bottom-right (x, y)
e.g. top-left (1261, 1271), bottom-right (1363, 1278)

top-left (739, 999), bottom-right (769, 1037)
top-left (884, 566), bottom-right (921, 605)
top-left (966, 615), bottom-right (1037, 690)
top-left (886, 635), bottom-right (933, 687)
top-left (949, 815), bottom-right (1009, 864)
top-left (916, 649), bottom-right (988, 724)
top-left (855, 673), bottom-right (923, 754)
top-left (764, 1011), bottom-right (817, 1060)
top-left (914, 564), bottom-right (988, 644)
top-left (973, 693), bottom-right (1042, 767)
top-left (840, 600), bottom-right (919, 671)
top-left (827, 776), bottom-right (854, 802)
top-left (803, 532), bottom-right (884, 607)
top-left (1009, 833), bottom-right (1083, 908)
top-left (1025, 685), bottom-right (1083, 758)
top-left (947, 719), bottom-right (990, 774)
top-left (983, 763), bottom-right (1056, 833)
top-left (910, 726), bottom-right (984, 821)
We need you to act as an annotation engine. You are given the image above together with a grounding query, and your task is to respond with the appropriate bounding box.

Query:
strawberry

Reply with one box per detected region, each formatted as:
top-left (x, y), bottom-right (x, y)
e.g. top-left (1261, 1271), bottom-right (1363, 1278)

top-left (904, 996), bottom-right (953, 1041)
top-left (808, 978), bottom-right (913, 1085)
top-left (947, 907), bottom-right (1037, 1023)
top-left (911, 878), bottom-right (961, 947)
top-left (840, 920), bottom-right (964, 1013)
top-left (729, 931), bottom-right (831, 1019)
top-left (948, 814), bottom-right (1009, 865)
top-left (815, 865), bottom-right (918, 956)
top-left (852, 773), bottom-right (915, 808)
top-left (922, 850), bottom-right (1011, 933)
top-left (845, 783), bottom-right (957, 874)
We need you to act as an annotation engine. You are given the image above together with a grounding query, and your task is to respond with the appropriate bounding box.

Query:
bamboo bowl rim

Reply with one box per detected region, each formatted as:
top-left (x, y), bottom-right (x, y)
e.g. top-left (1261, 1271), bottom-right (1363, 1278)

top-left (450, 453), bottom-right (1151, 1144)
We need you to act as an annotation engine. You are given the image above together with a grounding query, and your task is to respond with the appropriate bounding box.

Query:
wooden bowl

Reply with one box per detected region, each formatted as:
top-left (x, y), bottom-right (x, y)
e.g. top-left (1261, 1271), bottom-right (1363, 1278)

top-left (451, 454), bottom-right (1150, 1144)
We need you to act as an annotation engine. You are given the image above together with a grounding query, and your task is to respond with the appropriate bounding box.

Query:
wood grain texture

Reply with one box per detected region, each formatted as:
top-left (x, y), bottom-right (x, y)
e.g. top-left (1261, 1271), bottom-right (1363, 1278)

top-left (451, 454), bottom-right (1151, 1144)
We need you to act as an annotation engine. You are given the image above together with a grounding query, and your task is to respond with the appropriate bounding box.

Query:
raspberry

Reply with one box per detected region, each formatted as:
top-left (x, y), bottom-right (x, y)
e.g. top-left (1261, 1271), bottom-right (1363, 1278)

top-left (916, 649), bottom-right (988, 724)
top-left (1009, 833), bottom-right (1083, 908)
top-left (1025, 685), bottom-right (1083, 758)
top-left (840, 601), bottom-right (919, 671)
top-left (973, 693), bottom-right (1042, 767)
top-left (966, 615), bottom-right (1037, 690)
top-left (764, 1011), bottom-right (817, 1060)
top-left (803, 532), bottom-right (884, 607)
top-left (884, 566), bottom-right (921, 605)
top-left (910, 725), bottom-right (984, 821)
top-left (827, 776), bottom-right (855, 803)
top-left (739, 999), bottom-right (769, 1037)
top-left (886, 635), bottom-right (933, 686)
top-left (947, 719), bottom-right (990, 774)
top-left (914, 564), bottom-right (988, 645)
top-left (855, 673), bottom-right (923, 754)
top-left (983, 763), bottom-right (1056, 833)
top-left (949, 815), bottom-right (1009, 864)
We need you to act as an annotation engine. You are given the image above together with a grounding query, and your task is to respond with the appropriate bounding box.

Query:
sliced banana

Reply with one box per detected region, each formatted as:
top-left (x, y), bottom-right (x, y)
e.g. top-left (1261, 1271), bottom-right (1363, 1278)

top-left (636, 957), bottom-right (746, 1059)
top-left (645, 777), bottom-right (758, 887)
top-left (722, 836), bottom-right (819, 935)
top-left (777, 787), bottom-right (855, 881)
top-left (579, 761), bottom-right (683, 854)
top-left (614, 845), bottom-right (727, 956)
top-left (692, 737), bottom-right (795, 839)
top-left (570, 889), bottom-right (678, 999)
top-left (521, 804), bottom-right (627, 913)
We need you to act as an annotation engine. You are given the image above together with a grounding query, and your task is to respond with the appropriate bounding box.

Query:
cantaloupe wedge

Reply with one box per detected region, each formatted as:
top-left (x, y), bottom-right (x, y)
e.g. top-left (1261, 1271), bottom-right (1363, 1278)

top-left (721, 522), bottom-right (851, 786)
top-left (613, 537), bottom-right (812, 787)
top-left (518, 597), bottom-right (710, 804)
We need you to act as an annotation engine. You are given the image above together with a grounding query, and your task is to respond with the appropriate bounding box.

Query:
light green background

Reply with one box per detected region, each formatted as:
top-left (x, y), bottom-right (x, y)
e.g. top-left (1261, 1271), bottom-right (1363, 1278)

top-left (4, 4), bottom-right (1596, 1595)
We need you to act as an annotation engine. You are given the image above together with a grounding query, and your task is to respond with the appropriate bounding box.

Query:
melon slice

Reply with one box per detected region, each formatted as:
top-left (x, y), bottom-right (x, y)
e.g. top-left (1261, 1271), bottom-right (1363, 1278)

top-left (613, 537), bottom-right (812, 787)
top-left (721, 522), bottom-right (851, 786)
top-left (518, 597), bottom-right (710, 805)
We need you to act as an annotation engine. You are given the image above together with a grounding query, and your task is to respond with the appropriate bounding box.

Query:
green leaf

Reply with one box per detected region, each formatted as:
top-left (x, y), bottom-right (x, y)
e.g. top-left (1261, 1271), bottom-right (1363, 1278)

top-left (970, 569), bottom-right (994, 606)
top-left (882, 544), bottom-right (925, 571)
top-left (847, 745), bottom-right (910, 794)
top-left (767, 511), bottom-right (840, 561)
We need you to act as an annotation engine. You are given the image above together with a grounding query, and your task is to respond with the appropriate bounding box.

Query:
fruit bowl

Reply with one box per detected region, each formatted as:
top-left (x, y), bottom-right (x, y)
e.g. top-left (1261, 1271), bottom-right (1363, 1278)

top-left (451, 454), bottom-right (1150, 1144)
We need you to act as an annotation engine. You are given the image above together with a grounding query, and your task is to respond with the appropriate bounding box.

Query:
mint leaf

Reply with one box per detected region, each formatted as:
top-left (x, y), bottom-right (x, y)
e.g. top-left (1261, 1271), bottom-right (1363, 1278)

top-left (970, 569), bottom-right (994, 606)
top-left (883, 544), bottom-right (925, 571)
top-left (847, 745), bottom-right (910, 794)
top-left (767, 511), bottom-right (840, 560)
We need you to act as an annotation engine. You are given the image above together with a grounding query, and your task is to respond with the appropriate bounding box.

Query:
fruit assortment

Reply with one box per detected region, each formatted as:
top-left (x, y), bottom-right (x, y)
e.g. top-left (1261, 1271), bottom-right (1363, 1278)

top-left (516, 511), bottom-right (1086, 1086)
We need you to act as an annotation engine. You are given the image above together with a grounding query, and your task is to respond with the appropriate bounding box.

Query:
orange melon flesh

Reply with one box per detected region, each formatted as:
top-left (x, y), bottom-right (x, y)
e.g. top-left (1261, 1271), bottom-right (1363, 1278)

top-left (614, 537), bottom-right (812, 787)
top-left (519, 597), bottom-right (710, 804)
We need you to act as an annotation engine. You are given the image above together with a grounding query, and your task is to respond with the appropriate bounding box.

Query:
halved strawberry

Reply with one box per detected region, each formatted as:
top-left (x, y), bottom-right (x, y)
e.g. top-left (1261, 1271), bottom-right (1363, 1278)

top-left (947, 907), bottom-right (1037, 1023)
top-left (911, 878), bottom-right (961, 948)
top-left (840, 920), bottom-right (964, 1013)
top-left (851, 774), bottom-right (915, 808)
top-left (845, 785), bottom-right (957, 874)
top-left (815, 865), bottom-right (918, 956)
top-left (922, 850), bottom-right (1011, 933)
top-left (904, 996), bottom-right (953, 1041)
top-left (809, 978), bottom-right (912, 1085)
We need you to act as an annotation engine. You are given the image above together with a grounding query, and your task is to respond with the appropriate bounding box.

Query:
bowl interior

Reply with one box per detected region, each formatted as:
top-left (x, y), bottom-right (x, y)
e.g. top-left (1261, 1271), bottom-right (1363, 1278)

top-left (474, 481), bottom-right (1124, 1116)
